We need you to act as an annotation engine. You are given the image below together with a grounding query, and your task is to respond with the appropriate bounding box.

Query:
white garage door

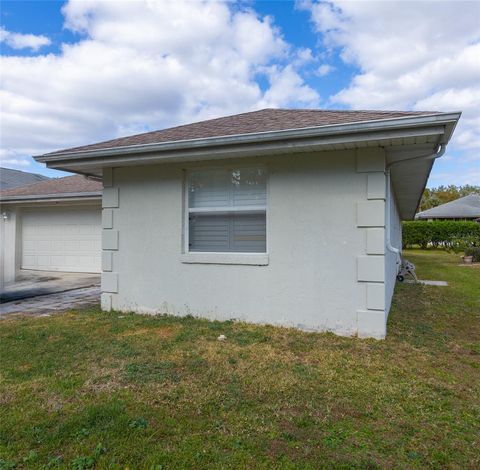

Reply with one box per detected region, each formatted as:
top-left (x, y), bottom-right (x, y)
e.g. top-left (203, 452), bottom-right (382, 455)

top-left (21, 207), bottom-right (101, 273)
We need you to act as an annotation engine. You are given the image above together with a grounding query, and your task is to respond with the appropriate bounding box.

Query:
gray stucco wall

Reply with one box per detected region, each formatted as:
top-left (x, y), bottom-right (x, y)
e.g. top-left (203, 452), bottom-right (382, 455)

top-left (101, 148), bottom-right (397, 338)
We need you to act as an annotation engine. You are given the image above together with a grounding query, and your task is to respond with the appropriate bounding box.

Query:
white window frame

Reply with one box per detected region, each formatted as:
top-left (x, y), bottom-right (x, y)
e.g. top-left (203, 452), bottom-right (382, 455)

top-left (181, 166), bottom-right (269, 265)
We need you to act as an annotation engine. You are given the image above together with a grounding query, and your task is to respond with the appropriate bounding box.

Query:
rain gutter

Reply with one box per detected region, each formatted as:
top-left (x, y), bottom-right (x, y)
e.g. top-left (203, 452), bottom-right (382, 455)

top-left (0, 192), bottom-right (102, 203)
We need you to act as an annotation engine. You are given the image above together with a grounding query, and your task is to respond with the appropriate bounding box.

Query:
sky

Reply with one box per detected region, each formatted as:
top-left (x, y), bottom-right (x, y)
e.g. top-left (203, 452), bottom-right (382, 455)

top-left (0, 0), bottom-right (479, 186)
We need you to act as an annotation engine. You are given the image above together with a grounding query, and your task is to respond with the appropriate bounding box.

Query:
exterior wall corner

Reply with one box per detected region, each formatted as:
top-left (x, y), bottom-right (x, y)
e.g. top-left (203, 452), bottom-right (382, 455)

top-left (101, 168), bottom-right (119, 297)
top-left (355, 147), bottom-right (387, 338)
top-left (357, 309), bottom-right (386, 339)
top-left (101, 292), bottom-right (113, 311)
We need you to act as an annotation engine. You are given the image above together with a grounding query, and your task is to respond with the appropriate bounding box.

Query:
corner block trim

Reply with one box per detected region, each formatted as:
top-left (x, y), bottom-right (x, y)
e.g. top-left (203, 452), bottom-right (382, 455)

top-left (102, 230), bottom-right (119, 250)
top-left (367, 173), bottom-right (386, 200)
top-left (102, 209), bottom-right (113, 229)
top-left (357, 256), bottom-right (385, 282)
top-left (366, 228), bottom-right (385, 254)
top-left (366, 283), bottom-right (386, 310)
top-left (101, 293), bottom-right (113, 311)
top-left (103, 187), bottom-right (119, 208)
top-left (357, 309), bottom-right (386, 339)
top-left (357, 200), bottom-right (385, 227)
top-left (101, 272), bottom-right (118, 293)
top-left (103, 168), bottom-right (113, 188)
top-left (102, 251), bottom-right (113, 271)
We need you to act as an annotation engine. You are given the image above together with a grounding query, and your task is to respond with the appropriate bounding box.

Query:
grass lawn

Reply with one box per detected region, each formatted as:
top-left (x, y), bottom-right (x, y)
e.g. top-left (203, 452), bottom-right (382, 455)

top-left (0, 250), bottom-right (479, 469)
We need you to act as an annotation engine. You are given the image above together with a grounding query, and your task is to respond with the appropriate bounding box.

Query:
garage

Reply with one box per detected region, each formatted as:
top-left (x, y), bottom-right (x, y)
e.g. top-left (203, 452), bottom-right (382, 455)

top-left (21, 207), bottom-right (101, 273)
top-left (0, 175), bottom-right (103, 284)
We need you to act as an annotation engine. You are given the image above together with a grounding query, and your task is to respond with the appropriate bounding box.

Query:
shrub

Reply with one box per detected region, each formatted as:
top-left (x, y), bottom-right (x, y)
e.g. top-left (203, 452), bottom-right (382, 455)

top-left (465, 247), bottom-right (480, 262)
top-left (402, 221), bottom-right (480, 249)
top-left (449, 235), bottom-right (480, 253)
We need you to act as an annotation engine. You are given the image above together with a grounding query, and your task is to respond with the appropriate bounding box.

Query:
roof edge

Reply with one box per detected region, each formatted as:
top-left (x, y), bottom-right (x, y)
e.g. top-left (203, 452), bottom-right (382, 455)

top-left (0, 191), bottom-right (102, 203)
top-left (35, 111), bottom-right (461, 163)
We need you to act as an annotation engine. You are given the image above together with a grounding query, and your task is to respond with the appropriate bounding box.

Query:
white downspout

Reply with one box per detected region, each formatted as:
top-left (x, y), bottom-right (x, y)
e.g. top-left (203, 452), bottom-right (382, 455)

top-left (385, 144), bottom-right (447, 267)
top-left (0, 216), bottom-right (4, 292)
top-left (385, 169), bottom-right (401, 264)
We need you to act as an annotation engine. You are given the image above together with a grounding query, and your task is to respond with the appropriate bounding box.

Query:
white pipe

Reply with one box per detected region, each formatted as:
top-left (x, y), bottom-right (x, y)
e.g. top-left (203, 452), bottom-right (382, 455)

top-left (385, 169), bottom-right (401, 263)
top-left (385, 144), bottom-right (446, 266)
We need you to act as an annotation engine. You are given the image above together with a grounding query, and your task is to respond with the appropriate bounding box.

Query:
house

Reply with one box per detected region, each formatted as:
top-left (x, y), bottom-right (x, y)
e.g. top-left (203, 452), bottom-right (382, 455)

top-left (0, 175), bottom-right (102, 286)
top-left (0, 167), bottom-right (50, 190)
top-left (415, 194), bottom-right (480, 221)
top-left (34, 109), bottom-right (461, 338)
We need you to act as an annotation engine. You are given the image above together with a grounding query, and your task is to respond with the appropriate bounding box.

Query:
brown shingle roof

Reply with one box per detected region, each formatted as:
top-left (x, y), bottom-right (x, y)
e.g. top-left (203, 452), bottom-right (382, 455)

top-left (45, 108), bottom-right (437, 156)
top-left (0, 175), bottom-right (102, 198)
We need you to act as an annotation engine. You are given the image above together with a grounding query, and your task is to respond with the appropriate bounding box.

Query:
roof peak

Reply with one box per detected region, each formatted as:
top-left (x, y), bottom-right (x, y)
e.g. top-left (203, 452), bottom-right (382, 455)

top-left (261, 107), bottom-right (439, 113)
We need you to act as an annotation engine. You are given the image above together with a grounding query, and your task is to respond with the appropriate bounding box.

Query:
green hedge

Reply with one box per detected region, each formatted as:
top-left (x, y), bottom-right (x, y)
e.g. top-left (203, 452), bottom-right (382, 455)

top-left (402, 221), bottom-right (480, 249)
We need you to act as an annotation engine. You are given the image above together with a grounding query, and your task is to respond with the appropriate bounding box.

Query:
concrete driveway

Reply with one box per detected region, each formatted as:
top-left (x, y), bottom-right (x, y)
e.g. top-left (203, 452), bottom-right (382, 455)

top-left (0, 270), bottom-right (100, 317)
top-left (0, 270), bottom-right (100, 303)
top-left (0, 286), bottom-right (100, 317)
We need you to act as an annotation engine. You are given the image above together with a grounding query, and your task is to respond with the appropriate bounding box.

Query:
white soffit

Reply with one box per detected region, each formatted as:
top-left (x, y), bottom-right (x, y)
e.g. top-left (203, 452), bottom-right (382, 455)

top-left (386, 143), bottom-right (439, 220)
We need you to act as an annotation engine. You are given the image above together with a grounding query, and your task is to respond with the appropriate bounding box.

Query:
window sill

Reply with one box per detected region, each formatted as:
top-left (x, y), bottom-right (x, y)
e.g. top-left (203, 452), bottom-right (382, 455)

top-left (180, 253), bottom-right (269, 266)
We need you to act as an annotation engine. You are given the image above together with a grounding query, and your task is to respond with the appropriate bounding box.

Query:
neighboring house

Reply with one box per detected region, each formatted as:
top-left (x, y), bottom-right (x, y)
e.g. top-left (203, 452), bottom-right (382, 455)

top-left (0, 175), bottom-right (102, 285)
top-left (0, 167), bottom-right (50, 190)
top-left (415, 194), bottom-right (480, 221)
top-left (35, 108), bottom-right (461, 339)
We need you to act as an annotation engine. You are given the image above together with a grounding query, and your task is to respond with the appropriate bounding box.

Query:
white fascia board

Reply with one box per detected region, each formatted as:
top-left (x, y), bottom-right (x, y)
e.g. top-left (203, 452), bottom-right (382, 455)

top-left (0, 192), bottom-right (102, 204)
top-left (35, 112), bottom-right (461, 165)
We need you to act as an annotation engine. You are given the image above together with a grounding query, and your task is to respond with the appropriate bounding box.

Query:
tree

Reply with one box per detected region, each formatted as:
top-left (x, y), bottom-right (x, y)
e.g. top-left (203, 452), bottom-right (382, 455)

top-left (418, 185), bottom-right (480, 213)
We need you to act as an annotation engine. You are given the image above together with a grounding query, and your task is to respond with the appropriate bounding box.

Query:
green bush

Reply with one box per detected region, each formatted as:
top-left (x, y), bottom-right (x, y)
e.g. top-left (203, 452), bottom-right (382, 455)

top-left (465, 247), bottom-right (480, 262)
top-left (402, 221), bottom-right (480, 249)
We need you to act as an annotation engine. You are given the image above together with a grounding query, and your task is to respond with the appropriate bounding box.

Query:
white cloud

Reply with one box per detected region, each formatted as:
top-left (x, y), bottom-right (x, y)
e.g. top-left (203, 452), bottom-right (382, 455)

top-left (0, 0), bottom-right (319, 169)
top-left (299, 0), bottom-right (480, 178)
top-left (293, 47), bottom-right (315, 66)
top-left (429, 167), bottom-right (480, 186)
top-left (0, 158), bottom-right (30, 167)
top-left (0, 27), bottom-right (51, 51)
top-left (316, 64), bottom-right (335, 77)
top-left (259, 64), bottom-right (321, 108)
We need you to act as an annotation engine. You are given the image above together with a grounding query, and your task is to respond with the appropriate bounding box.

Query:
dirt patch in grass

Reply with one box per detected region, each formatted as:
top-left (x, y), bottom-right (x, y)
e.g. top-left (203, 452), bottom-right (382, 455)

top-left (266, 438), bottom-right (304, 461)
top-left (119, 325), bottom-right (180, 339)
top-left (81, 363), bottom-right (126, 394)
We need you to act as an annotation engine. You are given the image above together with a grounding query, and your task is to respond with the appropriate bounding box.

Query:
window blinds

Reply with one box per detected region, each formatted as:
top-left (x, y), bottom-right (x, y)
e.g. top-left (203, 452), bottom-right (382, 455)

top-left (188, 168), bottom-right (267, 253)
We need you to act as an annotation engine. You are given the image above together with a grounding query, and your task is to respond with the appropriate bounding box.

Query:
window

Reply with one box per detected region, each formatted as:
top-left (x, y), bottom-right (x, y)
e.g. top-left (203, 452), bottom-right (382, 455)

top-left (186, 167), bottom-right (267, 253)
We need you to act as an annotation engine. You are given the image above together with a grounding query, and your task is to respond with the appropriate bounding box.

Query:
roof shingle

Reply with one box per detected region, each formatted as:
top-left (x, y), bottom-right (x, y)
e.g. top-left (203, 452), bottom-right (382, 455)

top-left (45, 108), bottom-right (437, 156)
top-left (0, 175), bottom-right (102, 199)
